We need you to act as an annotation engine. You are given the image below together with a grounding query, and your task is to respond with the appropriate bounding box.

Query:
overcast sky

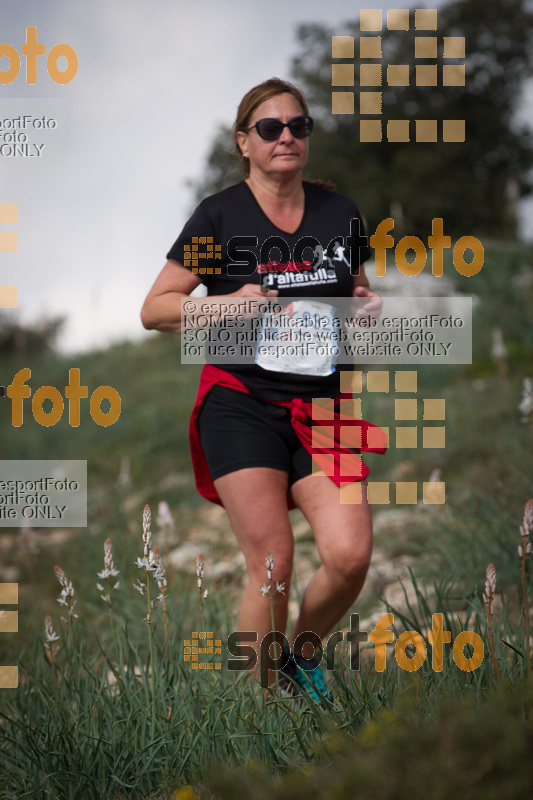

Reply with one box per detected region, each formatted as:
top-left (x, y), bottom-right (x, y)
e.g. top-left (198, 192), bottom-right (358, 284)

top-left (0, 0), bottom-right (530, 353)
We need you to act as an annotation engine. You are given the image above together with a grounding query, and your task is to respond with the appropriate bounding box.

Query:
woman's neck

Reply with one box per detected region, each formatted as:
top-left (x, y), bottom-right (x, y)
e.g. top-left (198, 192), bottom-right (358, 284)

top-left (245, 172), bottom-right (305, 214)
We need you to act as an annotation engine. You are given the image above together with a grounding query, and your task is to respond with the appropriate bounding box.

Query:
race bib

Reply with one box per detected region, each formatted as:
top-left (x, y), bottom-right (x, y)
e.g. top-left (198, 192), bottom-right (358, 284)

top-left (255, 299), bottom-right (339, 376)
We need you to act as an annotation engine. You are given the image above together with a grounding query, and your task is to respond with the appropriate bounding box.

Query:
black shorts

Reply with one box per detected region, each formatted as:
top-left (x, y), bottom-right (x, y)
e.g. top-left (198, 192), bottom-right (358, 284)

top-left (197, 386), bottom-right (313, 486)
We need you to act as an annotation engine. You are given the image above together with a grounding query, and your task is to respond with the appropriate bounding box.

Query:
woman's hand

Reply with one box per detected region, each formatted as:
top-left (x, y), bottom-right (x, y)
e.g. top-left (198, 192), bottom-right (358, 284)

top-left (230, 283), bottom-right (279, 298)
top-left (225, 283), bottom-right (280, 319)
top-left (350, 285), bottom-right (383, 325)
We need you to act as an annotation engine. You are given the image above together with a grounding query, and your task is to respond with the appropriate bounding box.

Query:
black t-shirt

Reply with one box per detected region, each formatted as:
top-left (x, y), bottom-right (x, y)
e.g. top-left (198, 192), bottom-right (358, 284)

top-left (167, 181), bottom-right (372, 400)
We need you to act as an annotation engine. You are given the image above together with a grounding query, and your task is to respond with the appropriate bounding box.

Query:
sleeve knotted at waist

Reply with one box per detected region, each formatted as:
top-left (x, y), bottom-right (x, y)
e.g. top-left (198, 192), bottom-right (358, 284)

top-left (189, 364), bottom-right (387, 506)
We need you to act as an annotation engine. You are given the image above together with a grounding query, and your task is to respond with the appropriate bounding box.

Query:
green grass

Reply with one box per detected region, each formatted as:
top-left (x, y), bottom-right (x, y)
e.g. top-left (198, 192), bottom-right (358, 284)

top-left (1, 514), bottom-right (532, 799)
top-left (0, 240), bottom-right (532, 798)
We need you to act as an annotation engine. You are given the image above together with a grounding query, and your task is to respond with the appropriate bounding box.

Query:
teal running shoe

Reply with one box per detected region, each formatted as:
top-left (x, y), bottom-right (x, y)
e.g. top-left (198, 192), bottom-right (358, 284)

top-left (292, 653), bottom-right (334, 703)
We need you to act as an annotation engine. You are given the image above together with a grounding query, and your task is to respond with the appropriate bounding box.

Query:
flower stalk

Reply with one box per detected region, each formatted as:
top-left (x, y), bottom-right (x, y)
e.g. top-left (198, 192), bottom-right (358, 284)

top-left (518, 499), bottom-right (533, 676)
top-left (152, 546), bottom-right (168, 639)
top-left (54, 565), bottom-right (78, 625)
top-left (196, 554), bottom-right (208, 630)
top-left (97, 538), bottom-right (120, 610)
top-left (133, 504), bottom-right (162, 710)
top-left (483, 562), bottom-right (502, 687)
top-left (261, 551), bottom-right (286, 689)
top-left (44, 616), bottom-right (60, 665)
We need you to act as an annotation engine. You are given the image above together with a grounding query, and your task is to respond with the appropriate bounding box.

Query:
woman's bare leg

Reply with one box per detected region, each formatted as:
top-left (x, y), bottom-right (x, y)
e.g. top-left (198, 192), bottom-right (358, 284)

top-left (288, 476), bottom-right (372, 655)
top-left (213, 468), bottom-right (371, 678)
top-left (213, 467), bottom-right (294, 680)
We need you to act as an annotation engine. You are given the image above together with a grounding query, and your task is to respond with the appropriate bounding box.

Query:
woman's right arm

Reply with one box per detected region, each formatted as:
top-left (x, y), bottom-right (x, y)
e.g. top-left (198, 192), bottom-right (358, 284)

top-left (140, 259), bottom-right (277, 334)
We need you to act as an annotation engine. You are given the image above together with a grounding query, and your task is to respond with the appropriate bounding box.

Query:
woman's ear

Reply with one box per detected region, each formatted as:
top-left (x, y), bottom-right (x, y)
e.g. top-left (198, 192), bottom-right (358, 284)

top-left (236, 130), bottom-right (248, 157)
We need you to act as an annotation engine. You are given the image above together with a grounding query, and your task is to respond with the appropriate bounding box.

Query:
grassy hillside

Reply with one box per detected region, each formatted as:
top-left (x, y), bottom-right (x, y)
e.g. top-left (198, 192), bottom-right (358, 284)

top-left (0, 241), bottom-right (532, 799)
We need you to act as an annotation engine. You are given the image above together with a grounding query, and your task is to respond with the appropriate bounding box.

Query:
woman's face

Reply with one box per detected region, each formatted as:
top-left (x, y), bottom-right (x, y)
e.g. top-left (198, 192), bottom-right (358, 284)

top-left (237, 92), bottom-right (309, 180)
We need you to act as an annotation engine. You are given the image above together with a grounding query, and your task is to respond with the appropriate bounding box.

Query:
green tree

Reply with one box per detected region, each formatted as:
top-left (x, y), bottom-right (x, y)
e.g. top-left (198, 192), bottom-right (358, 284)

top-left (189, 0), bottom-right (533, 240)
top-left (293, 0), bottom-right (533, 239)
top-left (0, 312), bottom-right (64, 358)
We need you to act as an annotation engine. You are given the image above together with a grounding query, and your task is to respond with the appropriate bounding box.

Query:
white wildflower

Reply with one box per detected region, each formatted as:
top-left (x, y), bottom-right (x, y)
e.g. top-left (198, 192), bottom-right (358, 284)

top-left (54, 565), bottom-right (78, 622)
top-left (44, 616), bottom-right (60, 643)
top-left (142, 504), bottom-right (152, 557)
top-left (152, 546), bottom-right (168, 604)
top-left (44, 616), bottom-right (60, 663)
top-left (97, 538), bottom-right (120, 607)
top-left (266, 551), bottom-right (274, 581)
top-left (135, 507), bottom-right (158, 575)
top-left (135, 556), bottom-right (153, 571)
top-left (135, 505), bottom-right (168, 631)
top-left (196, 553), bottom-right (205, 590)
top-left (97, 538), bottom-right (120, 580)
top-left (276, 581), bottom-right (286, 596)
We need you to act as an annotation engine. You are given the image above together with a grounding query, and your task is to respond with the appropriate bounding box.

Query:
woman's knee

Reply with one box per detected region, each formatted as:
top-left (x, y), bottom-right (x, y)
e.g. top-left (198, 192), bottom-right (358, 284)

top-left (322, 537), bottom-right (372, 584)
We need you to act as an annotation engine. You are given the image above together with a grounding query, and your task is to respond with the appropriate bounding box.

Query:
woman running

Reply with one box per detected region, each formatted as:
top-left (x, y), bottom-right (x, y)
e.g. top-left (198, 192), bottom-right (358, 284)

top-left (141, 77), bottom-right (385, 698)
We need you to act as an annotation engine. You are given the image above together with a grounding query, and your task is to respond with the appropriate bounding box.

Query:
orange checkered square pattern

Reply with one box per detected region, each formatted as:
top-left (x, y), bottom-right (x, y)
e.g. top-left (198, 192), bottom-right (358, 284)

top-left (331, 9), bottom-right (466, 142)
top-left (183, 631), bottom-right (223, 670)
top-left (183, 237), bottom-right (222, 275)
top-left (311, 370), bottom-right (445, 505)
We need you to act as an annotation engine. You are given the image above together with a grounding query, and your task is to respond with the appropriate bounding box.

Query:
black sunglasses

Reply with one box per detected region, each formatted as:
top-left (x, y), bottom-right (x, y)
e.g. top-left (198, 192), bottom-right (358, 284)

top-left (243, 115), bottom-right (314, 141)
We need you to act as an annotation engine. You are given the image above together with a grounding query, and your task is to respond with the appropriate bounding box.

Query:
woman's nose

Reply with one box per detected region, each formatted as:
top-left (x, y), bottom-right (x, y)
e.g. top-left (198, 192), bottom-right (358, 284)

top-left (278, 125), bottom-right (294, 143)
